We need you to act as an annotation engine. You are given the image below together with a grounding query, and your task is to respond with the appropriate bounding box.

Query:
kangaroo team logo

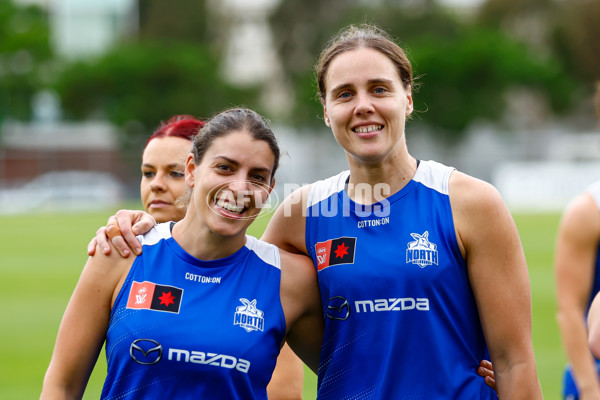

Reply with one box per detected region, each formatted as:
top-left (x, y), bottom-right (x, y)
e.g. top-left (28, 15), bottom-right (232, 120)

top-left (406, 231), bottom-right (439, 268)
top-left (234, 298), bottom-right (264, 332)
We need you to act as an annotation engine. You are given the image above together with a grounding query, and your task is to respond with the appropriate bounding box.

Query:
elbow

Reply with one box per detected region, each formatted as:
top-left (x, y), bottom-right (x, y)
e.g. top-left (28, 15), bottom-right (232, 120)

top-left (589, 322), bottom-right (600, 358)
top-left (41, 369), bottom-right (81, 400)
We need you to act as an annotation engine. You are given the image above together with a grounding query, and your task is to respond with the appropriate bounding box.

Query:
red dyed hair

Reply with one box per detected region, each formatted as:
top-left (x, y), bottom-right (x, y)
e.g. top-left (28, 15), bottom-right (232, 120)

top-left (144, 115), bottom-right (205, 150)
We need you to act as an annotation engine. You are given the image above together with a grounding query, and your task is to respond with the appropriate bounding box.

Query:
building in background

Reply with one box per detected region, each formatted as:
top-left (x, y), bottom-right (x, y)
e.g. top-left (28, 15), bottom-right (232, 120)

top-left (2, 0), bottom-right (599, 213)
top-left (0, 0), bottom-right (138, 211)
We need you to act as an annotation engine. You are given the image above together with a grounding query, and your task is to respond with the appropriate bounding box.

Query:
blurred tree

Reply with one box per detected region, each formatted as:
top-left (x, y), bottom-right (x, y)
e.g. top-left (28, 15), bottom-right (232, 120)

top-left (53, 41), bottom-right (259, 147)
top-left (53, 0), bottom-right (260, 147)
top-left (477, 0), bottom-right (554, 27)
top-left (477, 0), bottom-right (597, 96)
top-left (268, 0), bottom-right (355, 126)
top-left (138, 0), bottom-right (211, 45)
top-left (409, 26), bottom-right (573, 135)
top-left (269, 0), bottom-right (575, 140)
top-left (0, 0), bottom-right (53, 122)
top-left (552, 0), bottom-right (600, 83)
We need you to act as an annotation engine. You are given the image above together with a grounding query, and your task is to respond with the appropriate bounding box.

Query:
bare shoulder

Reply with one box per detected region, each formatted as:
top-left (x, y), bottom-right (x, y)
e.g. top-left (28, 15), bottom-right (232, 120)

top-left (279, 249), bottom-right (317, 289)
top-left (559, 190), bottom-right (600, 241)
top-left (448, 171), bottom-right (516, 256)
top-left (449, 170), bottom-right (505, 214)
top-left (262, 184), bottom-right (312, 254)
top-left (85, 245), bottom-right (137, 302)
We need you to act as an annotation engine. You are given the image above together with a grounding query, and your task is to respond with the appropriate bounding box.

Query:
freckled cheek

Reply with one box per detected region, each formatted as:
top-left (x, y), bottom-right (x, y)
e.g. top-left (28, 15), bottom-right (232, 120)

top-left (140, 184), bottom-right (150, 204)
top-left (170, 182), bottom-right (189, 199)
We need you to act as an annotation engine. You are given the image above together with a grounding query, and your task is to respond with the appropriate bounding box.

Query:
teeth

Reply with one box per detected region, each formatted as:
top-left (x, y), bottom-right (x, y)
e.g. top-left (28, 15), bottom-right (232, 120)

top-left (217, 199), bottom-right (244, 214)
top-left (354, 125), bottom-right (383, 133)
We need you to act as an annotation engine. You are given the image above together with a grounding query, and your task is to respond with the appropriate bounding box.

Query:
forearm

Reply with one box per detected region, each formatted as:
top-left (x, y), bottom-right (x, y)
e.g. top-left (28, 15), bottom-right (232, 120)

top-left (559, 309), bottom-right (600, 393)
top-left (494, 358), bottom-right (542, 400)
top-left (41, 369), bottom-right (84, 400)
top-left (266, 343), bottom-right (304, 400)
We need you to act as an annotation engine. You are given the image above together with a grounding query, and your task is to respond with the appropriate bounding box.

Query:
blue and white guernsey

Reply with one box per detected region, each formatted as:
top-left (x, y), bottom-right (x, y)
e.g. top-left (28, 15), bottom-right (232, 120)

top-left (305, 160), bottom-right (497, 399)
top-left (101, 223), bottom-right (286, 400)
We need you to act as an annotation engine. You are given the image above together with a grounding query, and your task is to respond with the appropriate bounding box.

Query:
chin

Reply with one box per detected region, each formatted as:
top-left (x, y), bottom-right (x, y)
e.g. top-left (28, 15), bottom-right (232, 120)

top-left (210, 218), bottom-right (253, 239)
top-left (151, 210), bottom-right (177, 224)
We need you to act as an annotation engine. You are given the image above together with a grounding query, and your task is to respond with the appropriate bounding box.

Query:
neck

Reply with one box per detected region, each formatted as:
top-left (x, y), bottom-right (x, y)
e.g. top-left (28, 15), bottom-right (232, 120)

top-left (345, 146), bottom-right (417, 205)
top-left (172, 215), bottom-right (246, 261)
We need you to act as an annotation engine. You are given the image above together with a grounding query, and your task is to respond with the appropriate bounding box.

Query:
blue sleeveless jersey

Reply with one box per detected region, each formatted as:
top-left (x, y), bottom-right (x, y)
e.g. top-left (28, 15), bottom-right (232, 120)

top-left (101, 223), bottom-right (286, 400)
top-left (562, 181), bottom-right (600, 399)
top-left (305, 160), bottom-right (497, 399)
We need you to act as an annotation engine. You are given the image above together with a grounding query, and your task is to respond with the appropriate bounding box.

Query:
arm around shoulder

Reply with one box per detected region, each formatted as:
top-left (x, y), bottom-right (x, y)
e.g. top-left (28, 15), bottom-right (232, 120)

top-left (279, 250), bottom-right (323, 374)
top-left (262, 185), bottom-right (311, 255)
top-left (41, 250), bottom-right (134, 399)
top-left (450, 172), bottom-right (542, 399)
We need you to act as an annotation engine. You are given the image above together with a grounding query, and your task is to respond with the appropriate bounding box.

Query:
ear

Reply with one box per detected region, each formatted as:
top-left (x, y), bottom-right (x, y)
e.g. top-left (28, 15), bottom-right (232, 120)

top-left (323, 106), bottom-right (331, 127)
top-left (406, 85), bottom-right (414, 116)
top-left (184, 153), bottom-right (196, 188)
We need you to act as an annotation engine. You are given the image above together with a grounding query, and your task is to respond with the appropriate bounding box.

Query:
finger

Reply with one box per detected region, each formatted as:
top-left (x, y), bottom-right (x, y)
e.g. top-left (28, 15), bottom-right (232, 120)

top-left (93, 225), bottom-right (112, 255)
top-left (111, 236), bottom-right (131, 258)
top-left (106, 220), bottom-right (121, 241)
top-left (115, 211), bottom-right (142, 255)
top-left (131, 214), bottom-right (156, 236)
top-left (485, 376), bottom-right (496, 390)
top-left (107, 220), bottom-right (132, 257)
top-left (479, 359), bottom-right (493, 369)
top-left (87, 238), bottom-right (98, 256)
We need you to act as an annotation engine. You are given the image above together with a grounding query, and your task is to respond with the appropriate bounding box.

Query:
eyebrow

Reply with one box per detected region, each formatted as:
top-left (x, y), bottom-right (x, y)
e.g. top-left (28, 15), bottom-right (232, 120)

top-left (214, 156), bottom-right (271, 173)
top-left (142, 163), bottom-right (184, 169)
top-left (329, 78), bottom-right (395, 95)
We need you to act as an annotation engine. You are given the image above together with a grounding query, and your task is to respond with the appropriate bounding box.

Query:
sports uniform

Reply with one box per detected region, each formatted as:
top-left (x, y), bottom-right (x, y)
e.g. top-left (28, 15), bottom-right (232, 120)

top-left (305, 160), bottom-right (497, 399)
top-left (101, 223), bottom-right (286, 400)
top-left (562, 181), bottom-right (600, 400)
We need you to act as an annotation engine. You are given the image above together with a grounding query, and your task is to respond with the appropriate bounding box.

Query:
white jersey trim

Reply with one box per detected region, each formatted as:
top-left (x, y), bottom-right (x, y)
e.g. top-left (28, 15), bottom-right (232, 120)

top-left (138, 222), bottom-right (173, 246)
top-left (413, 160), bottom-right (455, 195)
top-left (245, 235), bottom-right (281, 270)
top-left (587, 181), bottom-right (600, 210)
top-left (306, 161), bottom-right (453, 208)
top-left (306, 170), bottom-right (350, 208)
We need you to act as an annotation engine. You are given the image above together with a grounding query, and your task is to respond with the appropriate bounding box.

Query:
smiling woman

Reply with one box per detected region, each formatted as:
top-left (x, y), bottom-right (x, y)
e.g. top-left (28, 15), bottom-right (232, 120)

top-left (41, 107), bottom-right (323, 400)
top-left (80, 24), bottom-right (539, 399)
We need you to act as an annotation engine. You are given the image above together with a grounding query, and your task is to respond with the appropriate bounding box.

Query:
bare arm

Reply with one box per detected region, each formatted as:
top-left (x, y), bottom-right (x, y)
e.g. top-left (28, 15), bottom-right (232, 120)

top-left (279, 250), bottom-right (323, 374)
top-left (450, 171), bottom-right (542, 399)
top-left (41, 249), bottom-right (133, 399)
top-left (557, 193), bottom-right (600, 397)
top-left (589, 292), bottom-right (600, 358)
top-left (267, 343), bottom-right (305, 400)
top-left (261, 185), bottom-right (310, 254)
top-left (263, 186), bottom-right (313, 399)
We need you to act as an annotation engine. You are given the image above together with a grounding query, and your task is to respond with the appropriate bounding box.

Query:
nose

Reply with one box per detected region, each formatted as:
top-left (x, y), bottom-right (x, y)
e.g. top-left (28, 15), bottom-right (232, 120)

top-left (227, 178), bottom-right (250, 193)
top-left (150, 172), bottom-right (167, 192)
top-left (354, 91), bottom-right (375, 116)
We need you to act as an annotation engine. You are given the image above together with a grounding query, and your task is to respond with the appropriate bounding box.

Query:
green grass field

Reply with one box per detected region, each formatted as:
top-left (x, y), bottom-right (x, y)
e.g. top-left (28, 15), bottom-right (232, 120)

top-left (0, 207), bottom-right (564, 399)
